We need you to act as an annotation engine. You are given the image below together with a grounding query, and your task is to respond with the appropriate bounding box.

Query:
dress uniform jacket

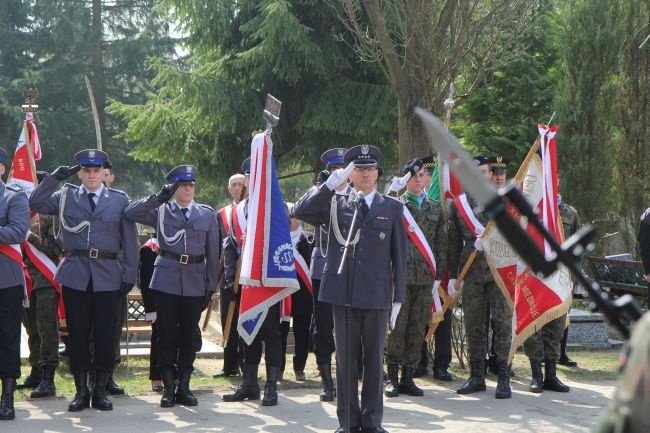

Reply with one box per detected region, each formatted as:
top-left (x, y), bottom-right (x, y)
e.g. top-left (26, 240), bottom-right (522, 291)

top-left (28, 176), bottom-right (138, 292)
top-left (0, 181), bottom-right (29, 289)
top-left (292, 185), bottom-right (406, 310)
top-left (124, 195), bottom-right (219, 297)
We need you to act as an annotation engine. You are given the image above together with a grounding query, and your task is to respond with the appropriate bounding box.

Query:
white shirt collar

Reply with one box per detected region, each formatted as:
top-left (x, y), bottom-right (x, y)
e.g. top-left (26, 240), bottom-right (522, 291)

top-left (80, 183), bottom-right (105, 202)
top-left (171, 200), bottom-right (196, 217)
top-left (353, 188), bottom-right (377, 208)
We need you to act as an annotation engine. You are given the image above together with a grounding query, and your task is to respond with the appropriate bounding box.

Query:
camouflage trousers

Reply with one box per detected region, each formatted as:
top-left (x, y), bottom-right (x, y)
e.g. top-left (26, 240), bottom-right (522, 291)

top-left (524, 314), bottom-right (566, 362)
top-left (22, 286), bottom-right (60, 370)
top-left (385, 284), bottom-right (431, 367)
top-left (462, 279), bottom-right (512, 365)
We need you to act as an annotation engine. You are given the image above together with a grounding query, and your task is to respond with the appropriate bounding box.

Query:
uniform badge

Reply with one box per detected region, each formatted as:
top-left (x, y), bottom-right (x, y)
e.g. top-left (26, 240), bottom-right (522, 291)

top-left (361, 144), bottom-right (369, 155)
top-left (89, 150), bottom-right (96, 158)
top-left (379, 232), bottom-right (386, 240)
top-left (186, 166), bottom-right (192, 173)
top-left (337, 149), bottom-right (344, 156)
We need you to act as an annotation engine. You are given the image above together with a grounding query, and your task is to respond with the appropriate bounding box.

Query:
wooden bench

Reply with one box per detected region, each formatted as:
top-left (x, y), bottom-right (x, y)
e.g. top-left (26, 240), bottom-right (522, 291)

top-left (124, 293), bottom-right (152, 335)
top-left (586, 256), bottom-right (647, 299)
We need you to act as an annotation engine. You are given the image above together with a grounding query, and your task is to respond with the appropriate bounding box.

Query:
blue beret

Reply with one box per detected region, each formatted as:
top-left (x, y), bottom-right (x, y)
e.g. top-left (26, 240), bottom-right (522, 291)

top-left (74, 149), bottom-right (110, 167)
top-left (344, 144), bottom-right (381, 166)
top-left (165, 165), bottom-right (197, 183)
top-left (0, 147), bottom-right (6, 163)
top-left (320, 148), bottom-right (347, 169)
top-left (241, 157), bottom-right (251, 175)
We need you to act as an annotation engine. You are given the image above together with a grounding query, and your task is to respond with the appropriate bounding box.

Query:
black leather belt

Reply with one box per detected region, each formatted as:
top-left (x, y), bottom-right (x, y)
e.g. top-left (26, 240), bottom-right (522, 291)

top-left (65, 249), bottom-right (118, 260)
top-left (159, 250), bottom-right (205, 265)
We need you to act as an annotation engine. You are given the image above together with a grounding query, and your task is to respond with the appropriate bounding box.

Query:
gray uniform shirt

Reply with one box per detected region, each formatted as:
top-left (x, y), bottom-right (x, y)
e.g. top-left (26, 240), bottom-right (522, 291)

top-left (124, 195), bottom-right (219, 297)
top-left (0, 181), bottom-right (30, 289)
top-left (28, 175), bottom-right (138, 292)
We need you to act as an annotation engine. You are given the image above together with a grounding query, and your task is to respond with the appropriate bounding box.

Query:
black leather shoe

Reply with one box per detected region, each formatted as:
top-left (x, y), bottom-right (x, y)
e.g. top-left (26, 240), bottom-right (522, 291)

top-left (558, 356), bottom-right (578, 367)
top-left (105, 374), bottom-right (125, 395)
top-left (175, 371), bottom-right (198, 406)
top-left (334, 427), bottom-right (361, 433)
top-left (91, 372), bottom-right (113, 411)
top-left (68, 373), bottom-right (90, 412)
top-left (16, 374), bottom-right (41, 390)
top-left (213, 369), bottom-right (241, 378)
top-left (433, 367), bottom-right (453, 382)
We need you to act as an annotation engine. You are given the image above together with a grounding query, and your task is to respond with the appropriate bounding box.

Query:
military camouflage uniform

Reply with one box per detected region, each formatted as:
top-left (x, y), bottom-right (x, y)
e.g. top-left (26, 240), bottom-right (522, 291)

top-left (595, 312), bottom-right (650, 433)
top-left (448, 195), bottom-right (512, 366)
top-left (524, 199), bottom-right (580, 362)
top-left (385, 196), bottom-right (447, 367)
top-left (22, 215), bottom-right (62, 377)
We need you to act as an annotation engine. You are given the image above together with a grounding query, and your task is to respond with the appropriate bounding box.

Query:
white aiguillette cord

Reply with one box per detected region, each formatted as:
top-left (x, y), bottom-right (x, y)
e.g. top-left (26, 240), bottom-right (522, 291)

top-left (158, 203), bottom-right (187, 252)
top-left (58, 187), bottom-right (91, 247)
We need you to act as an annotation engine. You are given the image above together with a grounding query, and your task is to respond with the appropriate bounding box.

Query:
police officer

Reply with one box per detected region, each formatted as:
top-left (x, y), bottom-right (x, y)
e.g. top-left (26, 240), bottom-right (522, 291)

top-left (293, 144), bottom-right (406, 433)
top-left (222, 158), bottom-right (283, 407)
top-left (0, 147), bottom-right (30, 421)
top-left (29, 149), bottom-right (138, 412)
top-left (124, 165), bottom-right (219, 408)
top-left (448, 155), bottom-right (513, 399)
top-left (17, 172), bottom-right (62, 399)
top-left (213, 173), bottom-right (246, 379)
top-left (309, 147), bottom-right (348, 401)
top-left (384, 158), bottom-right (447, 398)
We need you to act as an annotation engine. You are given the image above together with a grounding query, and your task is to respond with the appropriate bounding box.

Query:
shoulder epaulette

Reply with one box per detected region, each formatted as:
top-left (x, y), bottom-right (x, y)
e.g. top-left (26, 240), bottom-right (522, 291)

top-left (199, 204), bottom-right (215, 213)
top-left (63, 183), bottom-right (79, 190)
top-left (107, 188), bottom-right (128, 197)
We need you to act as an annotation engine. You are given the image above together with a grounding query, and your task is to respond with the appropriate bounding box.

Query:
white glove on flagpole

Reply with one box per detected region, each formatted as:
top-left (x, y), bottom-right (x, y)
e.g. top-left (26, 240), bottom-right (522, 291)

top-left (432, 280), bottom-right (441, 297)
top-left (390, 302), bottom-right (402, 330)
top-left (387, 172), bottom-right (411, 194)
top-left (473, 237), bottom-right (484, 251)
top-left (145, 312), bottom-right (157, 323)
top-left (447, 279), bottom-right (458, 297)
top-left (324, 161), bottom-right (355, 191)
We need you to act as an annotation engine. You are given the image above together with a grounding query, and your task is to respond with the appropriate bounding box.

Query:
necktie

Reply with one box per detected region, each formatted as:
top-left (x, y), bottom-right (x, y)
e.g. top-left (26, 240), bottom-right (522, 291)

top-left (88, 192), bottom-right (96, 212)
top-left (359, 198), bottom-right (369, 219)
top-left (181, 208), bottom-right (189, 221)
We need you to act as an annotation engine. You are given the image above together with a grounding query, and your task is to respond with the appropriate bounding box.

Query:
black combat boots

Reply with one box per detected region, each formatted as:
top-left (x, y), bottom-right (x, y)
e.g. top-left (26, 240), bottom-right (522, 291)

top-left (317, 363), bottom-right (335, 402)
top-left (15, 369), bottom-right (40, 390)
top-left (457, 360), bottom-right (486, 394)
top-left (176, 370), bottom-right (198, 406)
top-left (384, 364), bottom-right (400, 398)
top-left (529, 360), bottom-right (544, 393)
top-left (222, 364), bottom-right (261, 402)
top-left (160, 370), bottom-right (176, 407)
top-left (105, 373), bottom-right (125, 395)
top-left (399, 366), bottom-right (424, 396)
top-left (262, 366), bottom-right (279, 406)
top-left (495, 362), bottom-right (512, 399)
top-left (0, 378), bottom-right (17, 421)
top-left (31, 366), bottom-right (56, 398)
top-left (543, 359), bottom-right (570, 392)
top-left (68, 372), bottom-right (90, 412)
top-left (91, 372), bottom-right (113, 410)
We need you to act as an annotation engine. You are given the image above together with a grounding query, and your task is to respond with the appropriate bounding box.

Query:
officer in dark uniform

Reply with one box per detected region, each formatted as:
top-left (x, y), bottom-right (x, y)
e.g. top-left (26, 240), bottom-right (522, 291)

top-left (222, 157), bottom-right (284, 407)
top-left (309, 147), bottom-right (348, 401)
top-left (293, 144), bottom-right (406, 433)
top-left (18, 172), bottom-right (62, 399)
top-left (640, 207), bottom-right (650, 303)
top-left (29, 149), bottom-right (139, 412)
top-left (124, 165), bottom-right (219, 408)
top-left (213, 173), bottom-right (246, 379)
top-left (0, 147), bottom-right (30, 421)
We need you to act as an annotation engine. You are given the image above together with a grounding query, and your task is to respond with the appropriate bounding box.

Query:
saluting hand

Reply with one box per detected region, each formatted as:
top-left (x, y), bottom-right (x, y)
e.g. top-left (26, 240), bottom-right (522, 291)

top-left (155, 180), bottom-right (181, 204)
top-left (387, 172), bottom-right (411, 194)
top-left (51, 164), bottom-right (81, 181)
top-left (324, 161), bottom-right (355, 191)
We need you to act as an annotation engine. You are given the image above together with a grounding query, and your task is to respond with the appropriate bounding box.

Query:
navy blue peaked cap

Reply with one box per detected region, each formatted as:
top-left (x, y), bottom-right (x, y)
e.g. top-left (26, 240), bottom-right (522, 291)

top-left (344, 144), bottom-right (381, 166)
top-left (320, 148), bottom-right (347, 169)
top-left (74, 149), bottom-right (110, 167)
top-left (241, 157), bottom-right (251, 175)
top-left (165, 165), bottom-right (197, 183)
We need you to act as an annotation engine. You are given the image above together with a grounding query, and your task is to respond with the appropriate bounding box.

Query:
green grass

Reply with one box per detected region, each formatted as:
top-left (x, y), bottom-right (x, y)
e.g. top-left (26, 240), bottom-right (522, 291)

top-left (16, 347), bottom-right (621, 402)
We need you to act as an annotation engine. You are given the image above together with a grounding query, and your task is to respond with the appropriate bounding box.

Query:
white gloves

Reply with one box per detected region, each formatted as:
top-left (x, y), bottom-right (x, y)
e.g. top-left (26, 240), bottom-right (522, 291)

top-left (325, 161), bottom-right (355, 190)
top-left (432, 280), bottom-right (441, 297)
top-left (145, 312), bottom-right (157, 323)
top-left (390, 302), bottom-right (402, 330)
top-left (473, 237), bottom-right (484, 251)
top-left (387, 172), bottom-right (411, 194)
top-left (447, 279), bottom-right (458, 297)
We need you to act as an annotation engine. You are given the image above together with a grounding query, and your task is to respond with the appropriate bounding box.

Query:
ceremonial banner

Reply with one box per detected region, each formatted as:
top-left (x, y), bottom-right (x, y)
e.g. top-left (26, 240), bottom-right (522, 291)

top-left (428, 158), bottom-right (462, 202)
top-left (7, 112), bottom-right (41, 193)
top-left (238, 132), bottom-right (299, 345)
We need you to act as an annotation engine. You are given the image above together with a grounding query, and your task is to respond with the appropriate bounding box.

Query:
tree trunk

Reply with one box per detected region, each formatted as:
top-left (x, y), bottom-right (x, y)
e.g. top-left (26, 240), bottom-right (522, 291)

top-left (91, 0), bottom-right (106, 149)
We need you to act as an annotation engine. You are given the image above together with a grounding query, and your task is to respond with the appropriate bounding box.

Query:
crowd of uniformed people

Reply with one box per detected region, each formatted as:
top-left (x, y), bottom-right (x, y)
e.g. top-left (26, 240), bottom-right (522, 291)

top-left (0, 142), bottom-right (599, 433)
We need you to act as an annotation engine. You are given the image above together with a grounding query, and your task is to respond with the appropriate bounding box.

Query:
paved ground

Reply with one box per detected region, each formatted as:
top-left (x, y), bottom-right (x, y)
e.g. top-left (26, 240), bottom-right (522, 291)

top-left (12, 376), bottom-right (614, 432)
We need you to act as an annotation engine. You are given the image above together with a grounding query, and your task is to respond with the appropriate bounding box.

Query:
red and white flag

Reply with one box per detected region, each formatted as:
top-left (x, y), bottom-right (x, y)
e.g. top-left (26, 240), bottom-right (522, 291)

top-left (7, 112), bottom-right (41, 194)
